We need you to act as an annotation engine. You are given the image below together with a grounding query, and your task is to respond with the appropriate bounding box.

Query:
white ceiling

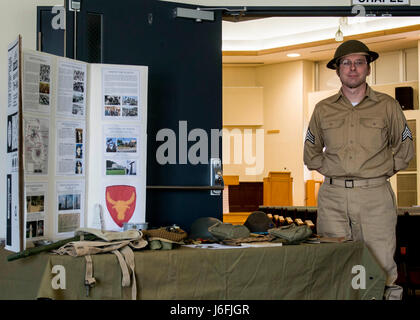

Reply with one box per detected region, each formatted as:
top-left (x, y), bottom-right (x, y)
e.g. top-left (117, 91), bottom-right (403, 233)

top-left (222, 17), bottom-right (420, 65)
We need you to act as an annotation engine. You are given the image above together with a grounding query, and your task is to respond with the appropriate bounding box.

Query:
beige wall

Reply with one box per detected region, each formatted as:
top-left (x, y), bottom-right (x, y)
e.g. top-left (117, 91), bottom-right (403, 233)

top-left (222, 67), bottom-right (263, 182)
top-left (223, 61), bottom-right (314, 205)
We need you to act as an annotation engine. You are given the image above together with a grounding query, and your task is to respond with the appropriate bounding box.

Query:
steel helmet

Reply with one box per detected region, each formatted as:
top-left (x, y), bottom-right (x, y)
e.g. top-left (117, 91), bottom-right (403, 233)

top-left (244, 211), bottom-right (275, 233)
top-left (189, 217), bottom-right (222, 240)
top-left (327, 40), bottom-right (379, 70)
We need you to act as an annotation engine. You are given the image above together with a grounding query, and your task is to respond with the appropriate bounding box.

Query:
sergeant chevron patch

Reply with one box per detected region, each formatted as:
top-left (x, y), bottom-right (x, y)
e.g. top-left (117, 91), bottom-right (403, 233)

top-left (305, 128), bottom-right (315, 144)
top-left (402, 124), bottom-right (413, 142)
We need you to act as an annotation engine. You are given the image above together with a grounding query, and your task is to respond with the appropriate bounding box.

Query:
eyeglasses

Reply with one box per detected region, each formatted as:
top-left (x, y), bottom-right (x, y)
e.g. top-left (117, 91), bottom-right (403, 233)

top-left (340, 59), bottom-right (368, 68)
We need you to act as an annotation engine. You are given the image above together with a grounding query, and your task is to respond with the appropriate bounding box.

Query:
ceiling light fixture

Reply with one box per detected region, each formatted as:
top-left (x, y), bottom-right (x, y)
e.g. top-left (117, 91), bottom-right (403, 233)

top-left (287, 53), bottom-right (301, 57)
top-left (335, 26), bottom-right (343, 42)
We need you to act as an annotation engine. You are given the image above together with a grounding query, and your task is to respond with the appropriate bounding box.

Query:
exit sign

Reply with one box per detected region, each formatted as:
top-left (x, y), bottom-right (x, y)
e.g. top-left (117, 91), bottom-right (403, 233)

top-left (352, 0), bottom-right (410, 5)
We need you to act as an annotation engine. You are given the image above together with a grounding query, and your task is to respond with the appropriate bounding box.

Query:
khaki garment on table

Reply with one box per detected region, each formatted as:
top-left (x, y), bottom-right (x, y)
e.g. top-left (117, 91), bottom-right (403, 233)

top-left (303, 85), bottom-right (414, 286)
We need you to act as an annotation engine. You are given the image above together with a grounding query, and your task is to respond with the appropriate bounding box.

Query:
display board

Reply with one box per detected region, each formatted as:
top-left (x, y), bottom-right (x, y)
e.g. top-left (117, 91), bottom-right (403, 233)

top-left (6, 36), bottom-right (23, 252)
top-left (5, 36), bottom-right (148, 252)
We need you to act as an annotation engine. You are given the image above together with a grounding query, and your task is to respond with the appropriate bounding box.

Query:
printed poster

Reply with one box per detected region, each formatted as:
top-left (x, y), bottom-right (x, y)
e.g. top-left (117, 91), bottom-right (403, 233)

top-left (56, 120), bottom-right (86, 176)
top-left (56, 59), bottom-right (87, 118)
top-left (102, 68), bottom-right (141, 120)
top-left (22, 51), bottom-right (52, 114)
top-left (56, 181), bottom-right (85, 236)
top-left (25, 183), bottom-right (47, 241)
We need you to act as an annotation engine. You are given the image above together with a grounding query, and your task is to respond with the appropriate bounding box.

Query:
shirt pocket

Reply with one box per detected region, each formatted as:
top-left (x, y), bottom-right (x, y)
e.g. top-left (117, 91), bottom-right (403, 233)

top-left (359, 117), bottom-right (387, 150)
top-left (321, 118), bottom-right (345, 149)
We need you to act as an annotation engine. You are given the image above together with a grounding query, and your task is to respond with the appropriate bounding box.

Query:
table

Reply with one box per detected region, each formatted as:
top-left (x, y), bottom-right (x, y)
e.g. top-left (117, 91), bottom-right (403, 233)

top-left (0, 241), bottom-right (386, 300)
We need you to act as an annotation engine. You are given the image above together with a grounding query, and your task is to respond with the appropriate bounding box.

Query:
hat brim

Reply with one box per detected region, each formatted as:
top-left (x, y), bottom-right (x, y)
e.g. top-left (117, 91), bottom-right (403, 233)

top-left (327, 51), bottom-right (379, 70)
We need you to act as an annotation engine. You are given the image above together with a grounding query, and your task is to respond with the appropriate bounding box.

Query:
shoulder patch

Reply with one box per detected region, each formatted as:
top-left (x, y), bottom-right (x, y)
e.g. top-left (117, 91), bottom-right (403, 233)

top-left (305, 128), bottom-right (315, 145)
top-left (402, 124), bottom-right (413, 142)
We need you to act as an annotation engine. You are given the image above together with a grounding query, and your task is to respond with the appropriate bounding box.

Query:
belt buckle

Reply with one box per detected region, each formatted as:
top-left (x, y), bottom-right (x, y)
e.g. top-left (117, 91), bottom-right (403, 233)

top-left (345, 179), bottom-right (354, 188)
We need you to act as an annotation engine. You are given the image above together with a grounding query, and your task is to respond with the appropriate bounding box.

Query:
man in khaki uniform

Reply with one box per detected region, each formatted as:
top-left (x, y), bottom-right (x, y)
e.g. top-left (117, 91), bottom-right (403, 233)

top-left (304, 40), bottom-right (414, 300)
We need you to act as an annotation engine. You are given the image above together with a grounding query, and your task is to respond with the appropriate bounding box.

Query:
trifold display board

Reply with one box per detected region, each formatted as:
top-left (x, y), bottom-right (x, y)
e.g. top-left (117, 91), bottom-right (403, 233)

top-left (5, 36), bottom-right (148, 252)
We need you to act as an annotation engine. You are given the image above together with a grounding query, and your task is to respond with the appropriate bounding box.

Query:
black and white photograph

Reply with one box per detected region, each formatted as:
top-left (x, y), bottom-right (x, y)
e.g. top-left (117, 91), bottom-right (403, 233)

top-left (72, 93), bottom-right (84, 103)
top-left (39, 64), bottom-right (50, 82)
top-left (7, 113), bottom-right (18, 153)
top-left (39, 93), bottom-right (49, 105)
top-left (72, 104), bottom-right (84, 116)
top-left (73, 70), bottom-right (84, 81)
top-left (122, 96), bottom-right (138, 106)
top-left (12, 58), bottom-right (18, 71)
top-left (104, 95), bottom-right (121, 105)
top-left (122, 106), bottom-right (138, 117)
top-left (73, 81), bottom-right (84, 93)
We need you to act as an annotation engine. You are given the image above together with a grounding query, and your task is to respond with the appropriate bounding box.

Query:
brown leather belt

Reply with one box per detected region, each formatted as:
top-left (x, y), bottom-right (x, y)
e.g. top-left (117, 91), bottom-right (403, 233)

top-left (325, 176), bottom-right (388, 188)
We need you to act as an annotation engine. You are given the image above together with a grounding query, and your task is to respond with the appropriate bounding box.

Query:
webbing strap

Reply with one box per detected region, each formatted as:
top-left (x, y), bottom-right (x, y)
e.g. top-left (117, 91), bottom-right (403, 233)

top-left (84, 255), bottom-right (96, 286)
top-left (120, 246), bottom-right (137, 300)
top-left (112, 250), bottom-right (131, 288)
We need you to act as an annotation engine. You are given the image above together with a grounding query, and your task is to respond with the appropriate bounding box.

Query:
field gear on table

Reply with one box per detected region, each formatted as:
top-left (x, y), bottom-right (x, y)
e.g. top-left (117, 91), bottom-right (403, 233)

top-left (189, 217), bottom-right (222, 241)
top-left (208, 222), bottom-right (250, 241)
top-left (54, 228), bottom-right (147, 300)
top-left (244, 211), bottom-right (275, 233)
top-left (142, 226), bottom-right (188, 250)
top-left (268, 224), bottom-right (313, 245)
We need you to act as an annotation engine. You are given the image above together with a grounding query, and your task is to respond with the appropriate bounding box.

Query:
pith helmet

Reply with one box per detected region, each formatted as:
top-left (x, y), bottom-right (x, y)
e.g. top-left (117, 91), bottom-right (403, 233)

top-left (327, 40), bottom-right (379, 70)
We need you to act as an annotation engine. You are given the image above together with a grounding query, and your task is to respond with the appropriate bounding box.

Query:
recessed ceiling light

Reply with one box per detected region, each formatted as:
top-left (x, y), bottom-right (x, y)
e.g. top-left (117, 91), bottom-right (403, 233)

top-left (287, 53), bottom-right (301, 58)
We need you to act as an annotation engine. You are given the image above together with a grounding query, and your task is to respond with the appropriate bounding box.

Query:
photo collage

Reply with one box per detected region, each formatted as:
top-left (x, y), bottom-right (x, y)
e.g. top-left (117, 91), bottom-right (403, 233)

top-left (25, 194), bottom-right (45, 239)
top-left (72, 70), bottom-right (85, 116)
top-left (104, 94), bottom-right (139, 119)
top-left (39, 64), bottom-right (50, 106)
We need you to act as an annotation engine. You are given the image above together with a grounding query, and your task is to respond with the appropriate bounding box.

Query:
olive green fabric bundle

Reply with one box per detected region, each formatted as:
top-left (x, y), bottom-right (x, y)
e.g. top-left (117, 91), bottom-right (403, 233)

top-left (268, 224), bottom-right (312, 244)
top-left (208, 222), bottom-right (250, 241)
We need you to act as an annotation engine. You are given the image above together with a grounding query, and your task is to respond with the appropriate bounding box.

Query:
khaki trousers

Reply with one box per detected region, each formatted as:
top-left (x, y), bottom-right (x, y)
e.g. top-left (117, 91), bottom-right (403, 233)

top-left (317, 179), bottom-right (398, 286)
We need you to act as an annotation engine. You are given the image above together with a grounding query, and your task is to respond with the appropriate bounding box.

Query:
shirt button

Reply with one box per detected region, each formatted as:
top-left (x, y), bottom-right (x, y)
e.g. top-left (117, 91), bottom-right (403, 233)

top-left (350, 140), bottom-right (353, 144)
top-left (349, 156), bottom-right (353, 159)
top-left (351, 124), bottom-right (354, 127)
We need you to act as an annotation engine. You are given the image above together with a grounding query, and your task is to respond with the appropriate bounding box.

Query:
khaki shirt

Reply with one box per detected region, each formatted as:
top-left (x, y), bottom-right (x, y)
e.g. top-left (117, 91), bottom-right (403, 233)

top-left (304, 85), bottom-right (414, 179)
